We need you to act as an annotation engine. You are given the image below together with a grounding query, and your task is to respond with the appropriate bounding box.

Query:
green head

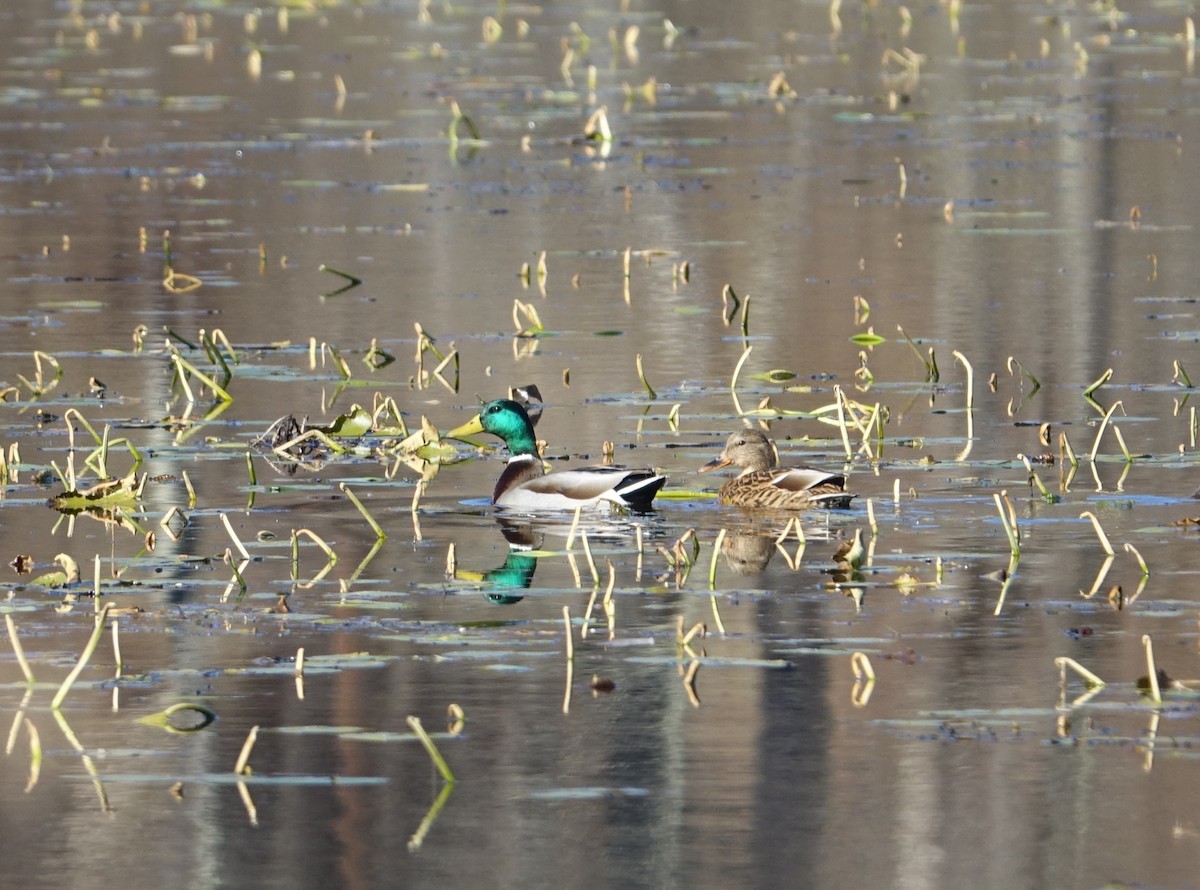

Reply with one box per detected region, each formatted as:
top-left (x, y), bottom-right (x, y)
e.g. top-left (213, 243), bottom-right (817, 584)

top-left (476, 399), bottom-right (539, 456)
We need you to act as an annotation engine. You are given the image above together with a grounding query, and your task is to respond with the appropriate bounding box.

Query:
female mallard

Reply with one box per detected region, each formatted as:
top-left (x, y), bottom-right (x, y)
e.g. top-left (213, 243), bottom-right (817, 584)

top-left (699, 428), bottom-right (854, 509)
top-left (448, 399), bottom-right (666, 512)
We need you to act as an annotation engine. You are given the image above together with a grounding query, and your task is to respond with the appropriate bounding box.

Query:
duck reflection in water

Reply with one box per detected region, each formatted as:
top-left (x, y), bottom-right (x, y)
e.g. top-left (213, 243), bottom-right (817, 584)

top-left (455, 523), bottom-right (541, 605)
top-left (719, 529), bottom-right (777, 575)
top-left (716, 522), bottom-right (858, 579)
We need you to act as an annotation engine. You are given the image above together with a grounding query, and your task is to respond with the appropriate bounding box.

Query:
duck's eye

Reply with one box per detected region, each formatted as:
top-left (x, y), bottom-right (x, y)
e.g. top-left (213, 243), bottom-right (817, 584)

top-left (734, 438), bottom-right (746, 447)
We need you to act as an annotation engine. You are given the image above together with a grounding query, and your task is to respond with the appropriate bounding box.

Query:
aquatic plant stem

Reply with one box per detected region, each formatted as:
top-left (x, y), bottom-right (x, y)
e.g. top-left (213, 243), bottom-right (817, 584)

top-left (1079, 511), bottom-right (1115, 556)
top-left (580, 531), bottom-right (599, 585)
top-left (708, 528), bottom-right (726, 587)
top-left (221, 513), bottom-right (250, 561)
top-left (994, 492), bottom-right (1020, 556)
top-left (407, 716), bottom-right (456, 783)
top-left (851, 651), bottom-right (876, 682)
top-left (709, 594), bottom-right (726, 635)
top-left (730, 345), bottom-right (752, 392)
top-left (1142, 635), bottom-right (1162, 704)
top-left (565, 506), bottom-right (582, 551)
top-left (51, 603), bottom-right (114, 710)
top-left (1089, 400), bottom-right (1123, 462)
top-left (834, 386), bottom-right (853, 460)
top-left (1124, 542), bottom-right (1150, 576)
top-left (1083, 368), bottom-right (1113, 399)
top-left (4, 615), bottom-right (35, 684)
top-left (636, 354), bottom-right (657, 400)
top-left (562, 606), bottom-right (574, 714)
top-left (234, 725), bottom-right (259, 775)
top-left (1055, 656), bottom-right (1105, 689)
top-left (340, 483), bottom-right (386, 540)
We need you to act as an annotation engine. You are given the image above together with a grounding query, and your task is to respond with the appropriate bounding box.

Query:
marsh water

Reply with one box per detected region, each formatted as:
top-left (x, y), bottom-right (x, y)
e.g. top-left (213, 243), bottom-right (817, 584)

top-left (2, 1), bottom-right (1200, 887)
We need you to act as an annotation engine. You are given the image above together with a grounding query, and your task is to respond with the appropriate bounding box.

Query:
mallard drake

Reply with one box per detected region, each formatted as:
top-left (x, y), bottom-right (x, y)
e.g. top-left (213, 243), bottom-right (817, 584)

top-left (448, 399), bottom-right (667, 512)
top-left (699, 428), bottom-right (854, 509)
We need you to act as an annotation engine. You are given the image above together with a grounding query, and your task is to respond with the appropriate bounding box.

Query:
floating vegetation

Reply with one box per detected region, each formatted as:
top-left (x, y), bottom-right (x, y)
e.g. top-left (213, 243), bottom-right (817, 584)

top-left (1, 4), bottom-right (1199, 883)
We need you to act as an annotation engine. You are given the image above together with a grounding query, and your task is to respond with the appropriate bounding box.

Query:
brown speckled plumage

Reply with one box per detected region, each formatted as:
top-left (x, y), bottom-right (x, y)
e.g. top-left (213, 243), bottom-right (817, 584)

top-left (699, 428), bottom-right (854, 510)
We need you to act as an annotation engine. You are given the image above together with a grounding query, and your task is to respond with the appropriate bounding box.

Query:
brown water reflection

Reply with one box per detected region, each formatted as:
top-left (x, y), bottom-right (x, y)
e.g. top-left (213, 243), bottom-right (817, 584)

top-left (1, 1), bottom-right (1200, 888)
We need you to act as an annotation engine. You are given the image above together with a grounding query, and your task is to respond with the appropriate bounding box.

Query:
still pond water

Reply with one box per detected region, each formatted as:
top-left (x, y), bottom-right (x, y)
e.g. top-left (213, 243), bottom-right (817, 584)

top-left (2, 1), bottom-right (1200, 887)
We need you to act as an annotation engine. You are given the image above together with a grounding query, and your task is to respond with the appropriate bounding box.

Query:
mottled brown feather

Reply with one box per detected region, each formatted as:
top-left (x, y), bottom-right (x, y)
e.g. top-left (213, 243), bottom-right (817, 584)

top-left (700, 428), bottom-right (854, 510)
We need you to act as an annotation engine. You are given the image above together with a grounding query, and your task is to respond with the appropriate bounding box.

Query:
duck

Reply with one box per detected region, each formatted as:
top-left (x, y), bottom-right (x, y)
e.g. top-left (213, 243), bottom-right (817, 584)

top-left (447, 399), bottom-right (667, 512)
top-left (699, 428), bottom-right (854, 509)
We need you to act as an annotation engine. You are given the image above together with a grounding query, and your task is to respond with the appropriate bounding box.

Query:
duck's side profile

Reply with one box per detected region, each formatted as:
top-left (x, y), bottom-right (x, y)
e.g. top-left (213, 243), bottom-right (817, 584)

top-left (448, 399), bottom-right (666, 512)
top-left (699, 428), bottom-right (854, 510)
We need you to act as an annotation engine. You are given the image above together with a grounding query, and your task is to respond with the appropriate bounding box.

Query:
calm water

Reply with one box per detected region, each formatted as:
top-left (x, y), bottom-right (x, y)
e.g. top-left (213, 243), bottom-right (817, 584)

top-left (1, 1), bottom-right (1200, 887)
